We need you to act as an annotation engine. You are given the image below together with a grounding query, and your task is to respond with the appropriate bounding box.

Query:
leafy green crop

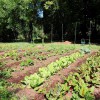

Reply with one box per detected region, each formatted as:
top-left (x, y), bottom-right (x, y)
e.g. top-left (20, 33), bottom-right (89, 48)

top-left (20, 59), bottom-right (34, 67)
top-left (0, 62), bottom-right (5, 68)
top-left (0, 79), bottom-right (18, 100)
top-left (36, 55), bottom-right (47, 61)
top-left (0, 68), bottom-right (12, 78)
top-left (22, 52), bottom-right (83, 88)
top-left (44, 52), bottom-right (100, 100)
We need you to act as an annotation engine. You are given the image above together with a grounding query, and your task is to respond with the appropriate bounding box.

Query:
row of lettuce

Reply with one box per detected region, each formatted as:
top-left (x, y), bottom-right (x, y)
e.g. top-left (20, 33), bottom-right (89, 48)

top-left (0, 44), bottom-right (75, 61)
top-left (36, 52), bottom-right (100, 100)
top-left (0, 47), bottom-right (78, 100)
top-left (22, 52), bottom-right (84, 88)
top-left (1, 50), bottom-right (99, 100)
top-left (0, 46), bottom-right (75, 79)
top-left (0, 44), bottom-right (75, 55)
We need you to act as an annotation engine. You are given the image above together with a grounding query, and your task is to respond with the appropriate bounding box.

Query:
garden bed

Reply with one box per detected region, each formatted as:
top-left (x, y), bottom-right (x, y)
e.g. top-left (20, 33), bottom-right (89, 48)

top-left (14, 51), bottom-right (99, 100)
top-left (7, 50), bottom-right (78, 83)
top-left (0, 43), bottom-right (100, 100)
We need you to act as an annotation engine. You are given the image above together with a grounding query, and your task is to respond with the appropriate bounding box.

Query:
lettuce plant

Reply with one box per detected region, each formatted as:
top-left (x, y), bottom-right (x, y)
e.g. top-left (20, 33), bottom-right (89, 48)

top-left (22, 52), bottom-right (83, 88)
top-left (20, 59), bottom-right (34, 67)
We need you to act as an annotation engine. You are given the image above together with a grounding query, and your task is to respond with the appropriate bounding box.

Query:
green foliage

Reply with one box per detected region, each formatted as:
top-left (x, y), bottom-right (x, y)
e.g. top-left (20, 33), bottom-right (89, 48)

top-left (0, 62), bottom-right (5, 68)
top-left (44, 52), bottom-right (100, 100)
top-left (80, 48), bottom-right (91, 54)
top-left (22, 52), bottom-right (83, 88)
top-left (0, 0), bottom-right (100, 42)
top-left (44, 1), bottom-right (54, 10)
top-left (22, 73), bottom-right (45, 88)
top-left (44, 0), bottom-right (59, 10)
top-left (0, 79), bottom-right (18, 100)
top-left (20, 59), bottom-right (34, 67)
top-left (0, 68), bottom-right (12, 78)
top-left (4, 50), bottom-right (18, 57)
top-left (0, 0), bottom-right (48, 42)
top-left (85, 91), bottom-right (95, 100)
top-left (36, 55), bottom-right (47, 60)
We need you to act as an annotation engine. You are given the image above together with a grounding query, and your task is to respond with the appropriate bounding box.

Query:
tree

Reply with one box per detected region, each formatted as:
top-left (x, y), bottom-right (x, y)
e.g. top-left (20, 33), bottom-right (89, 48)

top-left (0, 0), bottom-right (100, 42)
top-left (0, 0), bottom-right (45, 42)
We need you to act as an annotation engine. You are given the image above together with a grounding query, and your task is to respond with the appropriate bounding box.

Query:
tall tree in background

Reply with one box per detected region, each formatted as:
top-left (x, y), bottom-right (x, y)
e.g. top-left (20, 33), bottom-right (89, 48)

top-left (0, 0), bottom-right (45, 42)
top-left (0, 0), bottom-right (100, 42)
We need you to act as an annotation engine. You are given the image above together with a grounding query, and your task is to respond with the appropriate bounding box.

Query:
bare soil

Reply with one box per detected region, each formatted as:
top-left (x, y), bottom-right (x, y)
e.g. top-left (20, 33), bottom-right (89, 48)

top-left (37, 51), bottom-right (96, 92)
top-left (15, 51), bottom-right (97, 100)
top-left (7, 50), bottom-right (77, 83)
top-left (94, 88), bottom-right (100, 100)
top-left (15, 88), bottom-right (45, 100)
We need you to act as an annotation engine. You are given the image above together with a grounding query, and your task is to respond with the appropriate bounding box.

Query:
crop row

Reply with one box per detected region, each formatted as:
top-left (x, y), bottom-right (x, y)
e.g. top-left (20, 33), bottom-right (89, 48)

top-left (22, 52), bottom-right (84, 88)
top-left (42, 52), bottom-right (100, 100)
top-left (0, 52), bottom-right (77, 80)
top-left (0, 44), bottom-right (75, 61)
top-left (0, 43), bottom-right (34, 52)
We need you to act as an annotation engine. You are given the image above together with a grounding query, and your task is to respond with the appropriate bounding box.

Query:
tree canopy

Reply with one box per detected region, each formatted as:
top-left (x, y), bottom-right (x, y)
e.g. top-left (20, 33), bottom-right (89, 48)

top-left (0, 0), bottom-right (100, 43)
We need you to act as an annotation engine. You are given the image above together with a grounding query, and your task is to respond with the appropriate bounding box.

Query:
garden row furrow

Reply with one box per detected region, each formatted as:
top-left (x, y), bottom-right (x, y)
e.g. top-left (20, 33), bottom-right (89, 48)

top-left (5, 56), bottom-right (33, 68)
top-left (0, 48), bottom-right (73, 69)
top-left (0, 52), bottom-right (5, 56)
top-left (34, 51), bottom-right (96, 92)
top-left (0, 43), bottom-right (100, 100)
top-left (0, 49), bottom-right (25, 56)
top-left (94, 88), bottom-right (100, 100)
top-left (5, 52), bottom-right (53, 67)
top-left (21, 52), bottom-right (83, 88)
top-left (15, 88), bottom-right (45, 100)
top-left (0, 57), bottom-right (12, 62)
top-left (0, 51), bottom-right (57, 70)
top-left (7, 50), bottom-right (77, 83)
top-left (0, 51), bottom-right (25, 62)
top-left (42, 51), bottom-right (100, 100)
top-left (14, 53), bottom-right (85, 100)
top-left (14, 52), bottom-right (95, 100)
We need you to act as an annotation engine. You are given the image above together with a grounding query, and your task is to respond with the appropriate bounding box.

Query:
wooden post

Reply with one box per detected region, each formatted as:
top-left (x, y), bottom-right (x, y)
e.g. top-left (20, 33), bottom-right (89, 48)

top-left (89, 20), bottom-right (92, 45)
top-left (62, 23), bottom-right (64, 42)
top-left (42, 25), bottom-right (44, 45)
top-left (51, 24), bottom-right (53, 43)
top-left (74, 22), bottom-right (77, 44)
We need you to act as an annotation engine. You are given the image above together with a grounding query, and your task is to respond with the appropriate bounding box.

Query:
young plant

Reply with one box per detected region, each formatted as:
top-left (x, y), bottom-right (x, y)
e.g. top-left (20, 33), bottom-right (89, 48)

top-left (0, 68), bottom-right (12, 78)
top-left (36, 55), bottom-right (47, 61)
top-left (22, 52), bottom-right (83, 88)
top-left (20, 59), bottom-right (34, 67)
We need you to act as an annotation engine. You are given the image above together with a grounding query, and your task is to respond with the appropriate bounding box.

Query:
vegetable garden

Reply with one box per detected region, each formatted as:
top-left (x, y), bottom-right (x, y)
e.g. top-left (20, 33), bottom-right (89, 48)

top-left (0, 43), bottom-right (100, 100)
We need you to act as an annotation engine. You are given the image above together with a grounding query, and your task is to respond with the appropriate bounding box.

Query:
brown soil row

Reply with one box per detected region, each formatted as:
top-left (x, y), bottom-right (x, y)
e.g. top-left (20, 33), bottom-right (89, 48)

top-left (7, 50), bottom-right (78, 83)
top-left (11, 88), bottom-right (45, 100)
top-left (5, 51), bottom-right (52, 68)
top-left (1, 50), bottom-right (55, 68)
top-left (15, 51), bottom-right (97, 100)
top-left (0, 51), bottom-right (4, 53)
top-left (0, 57), bottom-right (12, 62)
top-left (0, 49), bottom-right (25, 56)
top-left (0, 50), bottom-right (25, 62)
top-left (94, 88), bottom-right (100, 100)
top-left (5, 57), bottom-right (26, 68)
top-left (0, 52), bottom-right (5, 56)
top-left (37, 51), bottom-right (97, 92)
